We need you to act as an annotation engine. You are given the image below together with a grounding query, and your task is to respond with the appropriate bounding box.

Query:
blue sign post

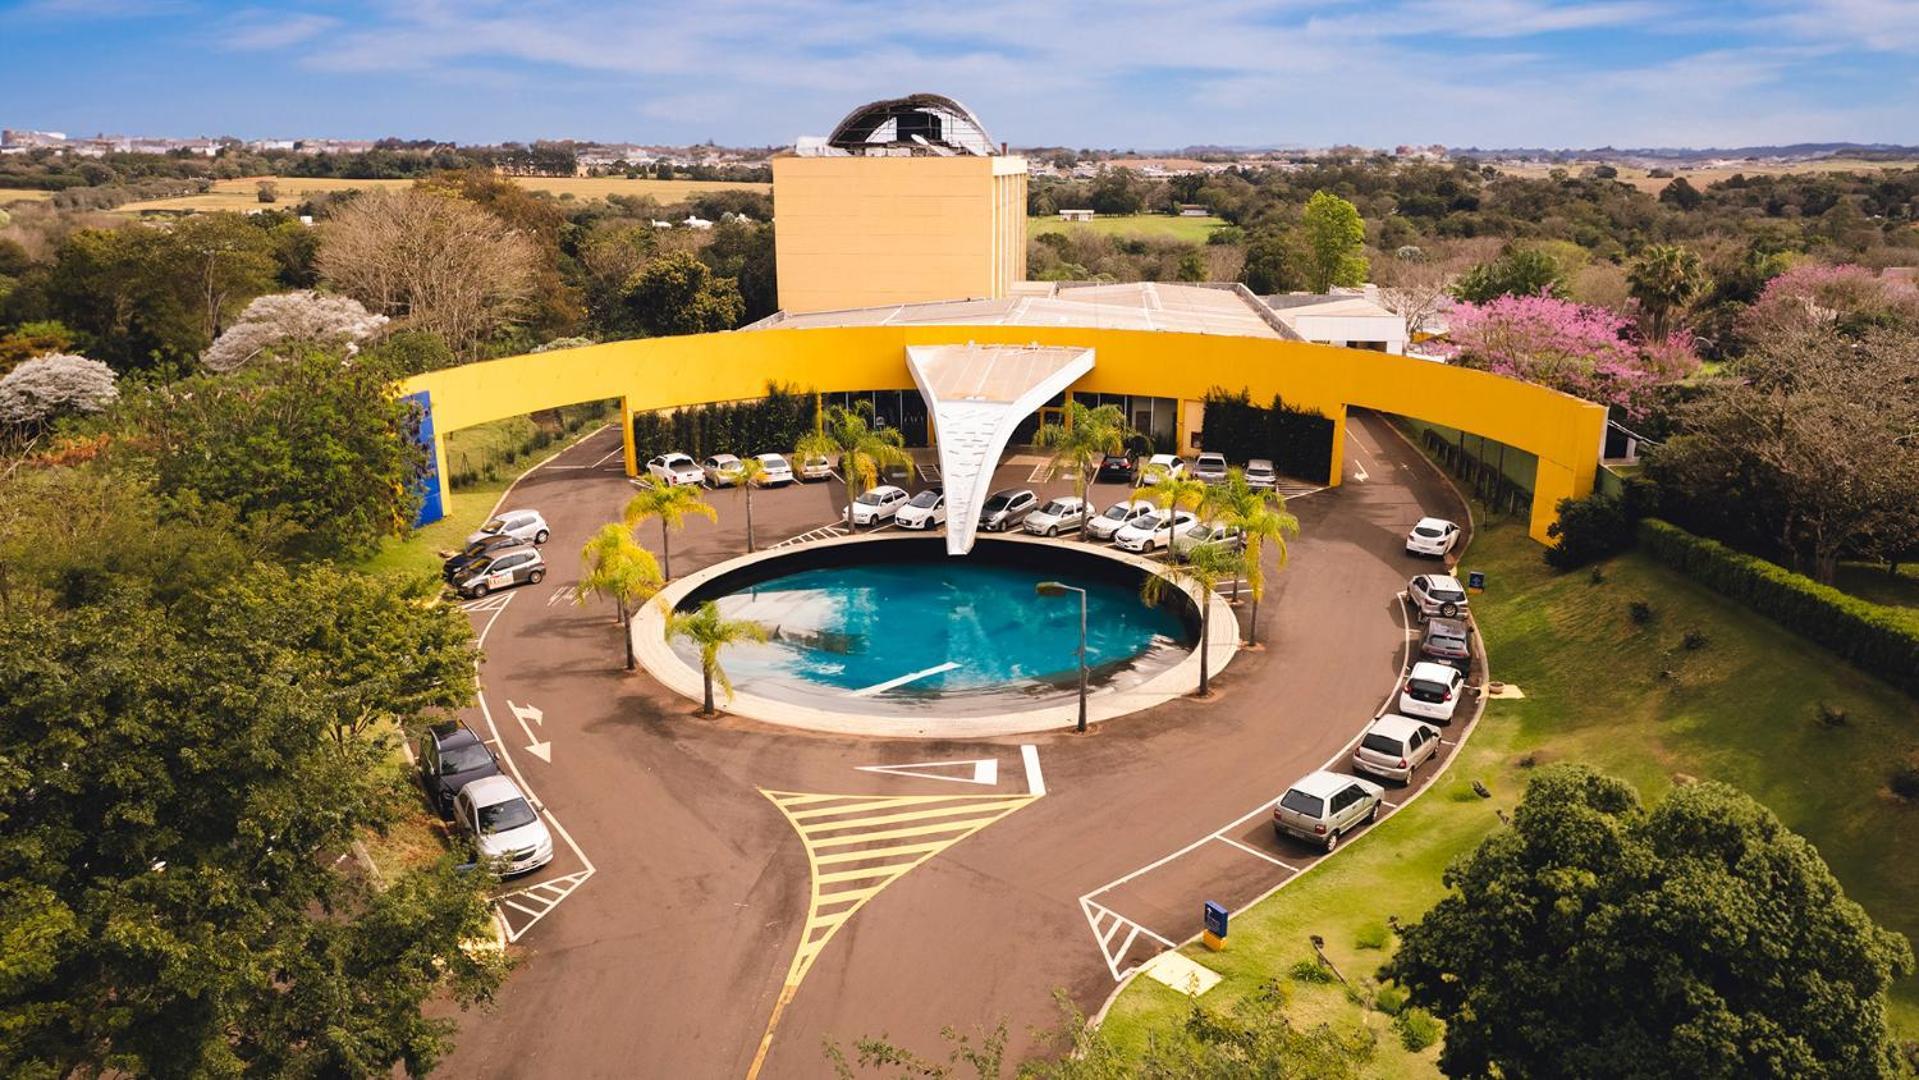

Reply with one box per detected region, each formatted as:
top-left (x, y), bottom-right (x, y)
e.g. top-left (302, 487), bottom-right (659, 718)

top-left (1467, 569), bottom-right (1486, 593)
top-left (1203, 901), bottom-right (1228, 951)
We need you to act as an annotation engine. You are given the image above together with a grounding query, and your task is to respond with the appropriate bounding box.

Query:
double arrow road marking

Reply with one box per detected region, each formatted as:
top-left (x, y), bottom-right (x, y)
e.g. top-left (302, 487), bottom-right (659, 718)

top-left (506, 700), bottom-right (552, 763)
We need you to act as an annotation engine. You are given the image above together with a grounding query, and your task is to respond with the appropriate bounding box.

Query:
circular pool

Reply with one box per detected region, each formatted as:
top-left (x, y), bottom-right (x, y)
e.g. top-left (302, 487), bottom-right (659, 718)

top-left (663, 536), bottom-right (1200, 719)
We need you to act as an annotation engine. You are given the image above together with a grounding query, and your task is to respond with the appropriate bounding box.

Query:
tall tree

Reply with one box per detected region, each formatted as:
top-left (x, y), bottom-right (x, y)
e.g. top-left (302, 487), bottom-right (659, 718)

top-left (1627, 243), bottom-right (1708, 343)
top-left (622, 250), bottom-right (745, 337)
top-left (317, 189), bottom-right (539, 358)
top-left (201, 290), bottom-right (388, 373)
top-left (1141, 541), bottom-right (1242, 697)
top-left (796, 402), bottom-right (912, 532)
top-left (665, 600), bottom-right (769, 716)
top-left (1204, 470), bottom-right (1299, 645)
top-left (1453, 247), bottom-right (1571, 303)
top-left (1298, 190), bottom-right (1369, 293)
top-left (576, 522), bottom-right (663, 670)
top-left (621, 478), bottom-right (716, 579)
top-left (1384, 765), bottom-right (1914, 1080)
top-left (1034, 400), bottom-right (1130, 535)
top-left (1238, 226), bottom-right (1306, 295)
top-left (736, 454), bottom-right (769, 553)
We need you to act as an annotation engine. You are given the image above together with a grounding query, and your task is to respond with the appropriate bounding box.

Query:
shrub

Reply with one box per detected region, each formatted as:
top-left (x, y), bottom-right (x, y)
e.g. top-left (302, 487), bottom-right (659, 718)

top-left (1816, 703), bottom-right (1849, 729)
top-left (1373, 983), bottom-right (1410, 1016)
top-left (1891, 764), bottom-right (1919, 801)
top-left (1682, 628), bottom-right (1709, 651)
top-left (1589, 565), bottom-right (1607, 585)
top-left (1287, 959), bottom-right (1335, 984)
top-left (1394, 1006), bottom-right (1442, 1052)
top-left (1545, 492), bottom-right (1634, 569)
top-left (1629, 600), bottom-right (1654, 625)
top-left (1354, 922), bottom-right (1391, 950)
top-left (1639, 520), bottom-right (1919, 698)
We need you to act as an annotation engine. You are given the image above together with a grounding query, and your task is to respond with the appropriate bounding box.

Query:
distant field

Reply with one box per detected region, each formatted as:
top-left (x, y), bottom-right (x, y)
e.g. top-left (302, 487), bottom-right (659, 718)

top-left (1495, 157), bottom-right (1919, 194)
top-left (1029, 213), bottom-right (1228, 243)
top-left (0, 188), bottom-right (54, 204)
top-left (116, 174), bottom-right (770, 214)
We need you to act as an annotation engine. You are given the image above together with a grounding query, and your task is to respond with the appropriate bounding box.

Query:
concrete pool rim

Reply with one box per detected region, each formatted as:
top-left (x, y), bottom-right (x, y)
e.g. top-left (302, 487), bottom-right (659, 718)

top-left (630, 531), bottom-right (1241, 739)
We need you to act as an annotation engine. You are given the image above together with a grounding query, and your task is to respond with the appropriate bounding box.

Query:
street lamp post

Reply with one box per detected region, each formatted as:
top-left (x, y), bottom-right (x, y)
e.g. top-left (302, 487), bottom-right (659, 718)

top-left (1036, 581), bottom-right (1089, 733)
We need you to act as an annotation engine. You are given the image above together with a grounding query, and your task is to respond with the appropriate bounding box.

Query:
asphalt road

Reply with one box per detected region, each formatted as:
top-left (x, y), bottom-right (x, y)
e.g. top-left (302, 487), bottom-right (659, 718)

top-left (434, 409), bottom-right (1471, 1079)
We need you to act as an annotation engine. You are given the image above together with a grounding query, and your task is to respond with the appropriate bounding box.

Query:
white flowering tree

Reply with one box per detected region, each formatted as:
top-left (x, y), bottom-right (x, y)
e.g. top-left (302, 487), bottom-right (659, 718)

top-left (201, 291), bottom-right (389, 373)
top-left (0, 354), bottom-right (119, 426)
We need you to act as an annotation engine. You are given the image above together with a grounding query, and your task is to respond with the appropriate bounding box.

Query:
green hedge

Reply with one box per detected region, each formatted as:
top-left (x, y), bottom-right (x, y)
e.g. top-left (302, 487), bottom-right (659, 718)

top-left (1199, 387), bottom-right (1334, 481)
top-left (631, 381), bottom-right (817, 463)
top-left (1638, 519), bottom-right (1919, 698)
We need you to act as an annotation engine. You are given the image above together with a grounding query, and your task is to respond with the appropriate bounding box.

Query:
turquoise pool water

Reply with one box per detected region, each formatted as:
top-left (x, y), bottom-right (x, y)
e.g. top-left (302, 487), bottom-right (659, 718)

top-left (673, 558), bottom-right (1193, 712)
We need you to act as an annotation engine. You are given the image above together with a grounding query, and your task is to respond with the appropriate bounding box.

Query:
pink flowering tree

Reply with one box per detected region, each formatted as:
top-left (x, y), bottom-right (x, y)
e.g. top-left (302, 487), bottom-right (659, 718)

top-left (1445, 293), bottom-right (1698, 417)
top-left (1737, 263), bottom-right (1919, 343)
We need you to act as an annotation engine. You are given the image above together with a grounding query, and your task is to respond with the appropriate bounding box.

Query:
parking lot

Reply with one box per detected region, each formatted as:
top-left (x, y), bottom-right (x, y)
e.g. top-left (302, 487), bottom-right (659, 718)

top-left (427, 411), bottom-right (1481, 1079)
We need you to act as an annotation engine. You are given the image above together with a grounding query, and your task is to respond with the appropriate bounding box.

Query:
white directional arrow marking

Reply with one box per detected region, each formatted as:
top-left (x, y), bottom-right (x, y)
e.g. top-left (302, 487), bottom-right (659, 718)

top-left (506, 700), bottom-right (551, 762)
top-left (1352, 460), bottom-right (1369, 482)
top-left (856, 757), bottom-right (999, 786)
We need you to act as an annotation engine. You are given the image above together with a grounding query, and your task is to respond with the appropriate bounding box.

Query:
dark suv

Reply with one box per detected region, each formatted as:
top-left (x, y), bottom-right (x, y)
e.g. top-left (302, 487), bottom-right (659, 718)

top-left (418, 722), bottom-right (502, 818)
top-left (1096, 454), bottom-right (1137, 483)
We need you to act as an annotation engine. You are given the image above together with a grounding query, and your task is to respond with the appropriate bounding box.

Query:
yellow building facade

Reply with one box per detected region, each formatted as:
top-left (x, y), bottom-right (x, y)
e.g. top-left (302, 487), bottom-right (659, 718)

top-left (772, 154), bottom-right (1028, 313)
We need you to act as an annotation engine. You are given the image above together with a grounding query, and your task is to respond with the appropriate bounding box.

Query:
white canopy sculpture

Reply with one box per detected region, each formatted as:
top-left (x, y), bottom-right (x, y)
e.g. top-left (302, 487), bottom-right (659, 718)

top-left (905, 343), bottom-right (1095, 555)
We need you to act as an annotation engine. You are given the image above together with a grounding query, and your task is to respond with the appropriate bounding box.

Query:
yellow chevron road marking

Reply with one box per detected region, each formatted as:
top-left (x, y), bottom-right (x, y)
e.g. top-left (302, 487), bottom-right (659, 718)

top-left (745, 788), bottom-right (1040, 1079)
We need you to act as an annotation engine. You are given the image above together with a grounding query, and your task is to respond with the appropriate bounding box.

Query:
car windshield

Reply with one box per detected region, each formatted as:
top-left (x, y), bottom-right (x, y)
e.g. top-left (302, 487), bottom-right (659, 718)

top-left (1137, 513), bottom-right (1167, 530)
top-left (1188, 524), bottom-right (1214, 540)
top-left (1408, 679), bottom-right (1451, 701)
top-left (909, 490), bottom-right (941, 508)
top-left (1414, 526), bottom-right (1443, 537)
top-left (761, 455), bottom-right (786, 466)
top-left (479, 518), bottom-right (505, 534)
top-left (1279, 790), bottom-right (1324, 817)
top-left (1101, 505), bottom-right (1131, 520)
top-left (984, 495), bottom-right (1009, 512)
top-left (442, 743), bottom-right (494, 774)
top-left (465, 557), bottom-right (494, 574)
top-left (1248, 464), bottom-right (1273, 475)
top-left (1199, 456), bottom-right (1224, 468)
top-left (1041, 501), bottom-right (1072, 515)
top-left (1361, 733), bottom-right (1405, 756)
top-left (478, 797), bottom-right (537, 835)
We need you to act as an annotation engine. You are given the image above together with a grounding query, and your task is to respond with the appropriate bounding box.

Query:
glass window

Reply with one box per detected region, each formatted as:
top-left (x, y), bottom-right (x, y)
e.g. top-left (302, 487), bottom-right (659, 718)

top-left (1279, 790), bottom-right (1323, 817)
top-left (442, 742), bottom-right (494, 774)
top-left (479, 797), bottom-right (538, 835)
top-left (1408, 678), bottom-right (1451, 701)
top-left (1361, 732), bottom-right (1404, 756)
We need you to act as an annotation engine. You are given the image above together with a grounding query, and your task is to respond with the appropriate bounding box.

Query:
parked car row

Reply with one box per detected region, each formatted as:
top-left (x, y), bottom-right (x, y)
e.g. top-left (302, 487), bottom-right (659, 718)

top-left (1273, 520), bottom-right (1479, 854)
top-left (1128, 452), bottom-right (1280, 489)
top-left (417, 722), bottom-right (554, 876)
top-left (644, 450), bottom-right (828, 489)
top-left (440, 509), bottom-right (553, 599)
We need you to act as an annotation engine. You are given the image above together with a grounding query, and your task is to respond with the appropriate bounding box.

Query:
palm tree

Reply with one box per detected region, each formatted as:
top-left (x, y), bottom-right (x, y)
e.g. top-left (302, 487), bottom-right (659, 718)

top-left (797, 401), bottom-right (913, 533)
top-left (735, 455), bottom-right (768, 553)
top-left (1204, 470), bottom-right (1300, 646)
top-left (1627, 243), bottom-right (1708, 343)
top-left (623, 479), bottom-right (717, 579)
top-left (665, 600), bottom-right (769, 716)
top-left (1034, 401), bottom-right (1130, 535)
top-left (1151, 473), bottom-right (1210, 522)
top-left (575, 523), bottom-right (663, 670)
top-left (1141, 541), bottom-right (1243, 696)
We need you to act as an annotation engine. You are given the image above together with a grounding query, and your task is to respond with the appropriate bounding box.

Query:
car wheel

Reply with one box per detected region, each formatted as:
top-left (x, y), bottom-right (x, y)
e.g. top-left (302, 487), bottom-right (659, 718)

top-left (1367, 802), bottom-right (1381, 824)
top-left (1046, 526), bottom-right (1057, 537)
top-left (469, 582), bottom-right (489, 598)
top-left (1440, 602), bottom-right (1459, 618)
top-left (529, 568), bottom-right (545, 585)
top-left (534, 529), bottom-right (550, 545)
top-left (1324, 829), bottom-right (1340, 853)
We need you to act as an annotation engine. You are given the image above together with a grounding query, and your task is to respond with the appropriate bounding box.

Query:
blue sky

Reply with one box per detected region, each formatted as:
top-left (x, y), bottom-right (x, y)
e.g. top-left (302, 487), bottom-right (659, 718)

top-left (3, 0), bottom-right (1916, 149)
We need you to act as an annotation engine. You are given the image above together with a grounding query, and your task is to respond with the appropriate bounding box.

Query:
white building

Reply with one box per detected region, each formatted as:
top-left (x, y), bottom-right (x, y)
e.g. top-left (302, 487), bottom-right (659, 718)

top-left (1263, 285), bottom-right (1407, 355)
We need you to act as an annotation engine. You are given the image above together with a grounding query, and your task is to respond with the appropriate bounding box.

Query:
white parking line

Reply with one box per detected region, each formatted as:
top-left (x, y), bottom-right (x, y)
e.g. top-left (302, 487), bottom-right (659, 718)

top-left (1212, 834), bottom-right (1300, 871)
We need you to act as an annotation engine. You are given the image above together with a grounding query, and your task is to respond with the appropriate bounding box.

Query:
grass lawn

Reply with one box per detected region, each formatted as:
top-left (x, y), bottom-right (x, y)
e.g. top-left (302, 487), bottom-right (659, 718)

top-left (1029, 214), bottom-right (1228, 244)
top-left (1097, 517), bottom-right (1919, 1069)
top-left (116, 175), bottom-right (769, 214)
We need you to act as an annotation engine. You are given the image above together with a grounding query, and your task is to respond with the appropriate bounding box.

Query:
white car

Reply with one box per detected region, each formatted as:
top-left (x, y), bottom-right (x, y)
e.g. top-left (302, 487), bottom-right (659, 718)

top-left (1406, 517), bottom-right (1461, 557)
top-left (753, 452), bottom-right (795, 486)
top-left (1171, 520), bottom-right (1243, 559)
top-left (1113, 509), bottom-right (1198, 553)
top-left (800, 455), bottom-right (834, 482)
top-left (894, 488), bottom-right (946, 530)
top-left (1086, 499), bottom-right (1157, 541)
top-left (646, 453), bottom-right (703, 487)
top-left (1191, 452), bottom-right (1229, 483)
top-left (1351, 714), bottom-right (1442, 783)
top-left (1244, 458), bottom-right (1277, 489)
top-left (1398, 661), bottom-right (1467, 723)
top-left (701, 453), bottom-right (745, 487)
top-left (1024, 496), bottom-right (1088, 536)
top-left (978, 489), bottom-right (1038, 532)
top-left (453, 774), bottom-right (554, 877)
top-left (846, 484), bottom-right (909, 526)
top-left (465, 508), bottom-right (549, 547)
top-left (1138, 454), bottom-right (1186, 486)
top-left (1272, 770), bottom-right (1384, 852)
top-left (1408, 573), bottom-right (1471, 622)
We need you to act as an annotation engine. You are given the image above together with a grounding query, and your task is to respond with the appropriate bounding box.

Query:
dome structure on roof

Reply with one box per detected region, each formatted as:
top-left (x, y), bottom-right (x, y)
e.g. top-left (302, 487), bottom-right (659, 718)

top-left (825, 94), bottom-right (997, 156)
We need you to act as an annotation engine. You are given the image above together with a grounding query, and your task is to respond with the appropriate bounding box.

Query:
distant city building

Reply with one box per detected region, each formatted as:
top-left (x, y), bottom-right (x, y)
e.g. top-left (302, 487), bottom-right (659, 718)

top-left (1262, 285), bottom-right (1407, 355)
top-left (1057, 208), bottom-right (1094, 222)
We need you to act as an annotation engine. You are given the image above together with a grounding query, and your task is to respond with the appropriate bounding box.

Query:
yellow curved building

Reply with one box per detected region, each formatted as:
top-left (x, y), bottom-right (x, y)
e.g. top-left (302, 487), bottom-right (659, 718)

top-left (401, 321), bottom-right (1605, 543)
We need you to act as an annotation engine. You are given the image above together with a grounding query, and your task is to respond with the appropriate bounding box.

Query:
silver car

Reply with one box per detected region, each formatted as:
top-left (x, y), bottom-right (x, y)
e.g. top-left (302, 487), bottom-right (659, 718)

top-left (1244, 458), bottom-right (1277, 489)
top-left (1024, 496), bottom-right (1087, 536)
top-left (979, 489), bottom-right (1037, 532)
top-left (1273, 770), bottom-right (1384, 852)
top-left (453, 774), bottom-right (555, 877)
top-left (1408, 573), bottom-right (1470, 622)
top-left (701, 453), bottom-right (745, 487)
top-left (1351, 715), bottom-right (1442, 783)
top-left (466, 508), bottom-right (549, 547)
top-left (1192, 452), bottom-right (1229, 483)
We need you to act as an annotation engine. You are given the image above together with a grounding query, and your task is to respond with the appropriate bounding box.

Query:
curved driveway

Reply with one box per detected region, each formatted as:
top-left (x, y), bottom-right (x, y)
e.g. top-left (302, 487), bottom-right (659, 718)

top-left (437, 410), bottom-right (1469, 1079)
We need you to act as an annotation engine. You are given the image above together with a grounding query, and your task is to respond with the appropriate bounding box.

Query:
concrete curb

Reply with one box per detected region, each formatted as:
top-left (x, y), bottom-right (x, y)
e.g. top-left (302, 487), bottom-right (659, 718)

top-left (629, 531), bottom-right (1241, 739)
